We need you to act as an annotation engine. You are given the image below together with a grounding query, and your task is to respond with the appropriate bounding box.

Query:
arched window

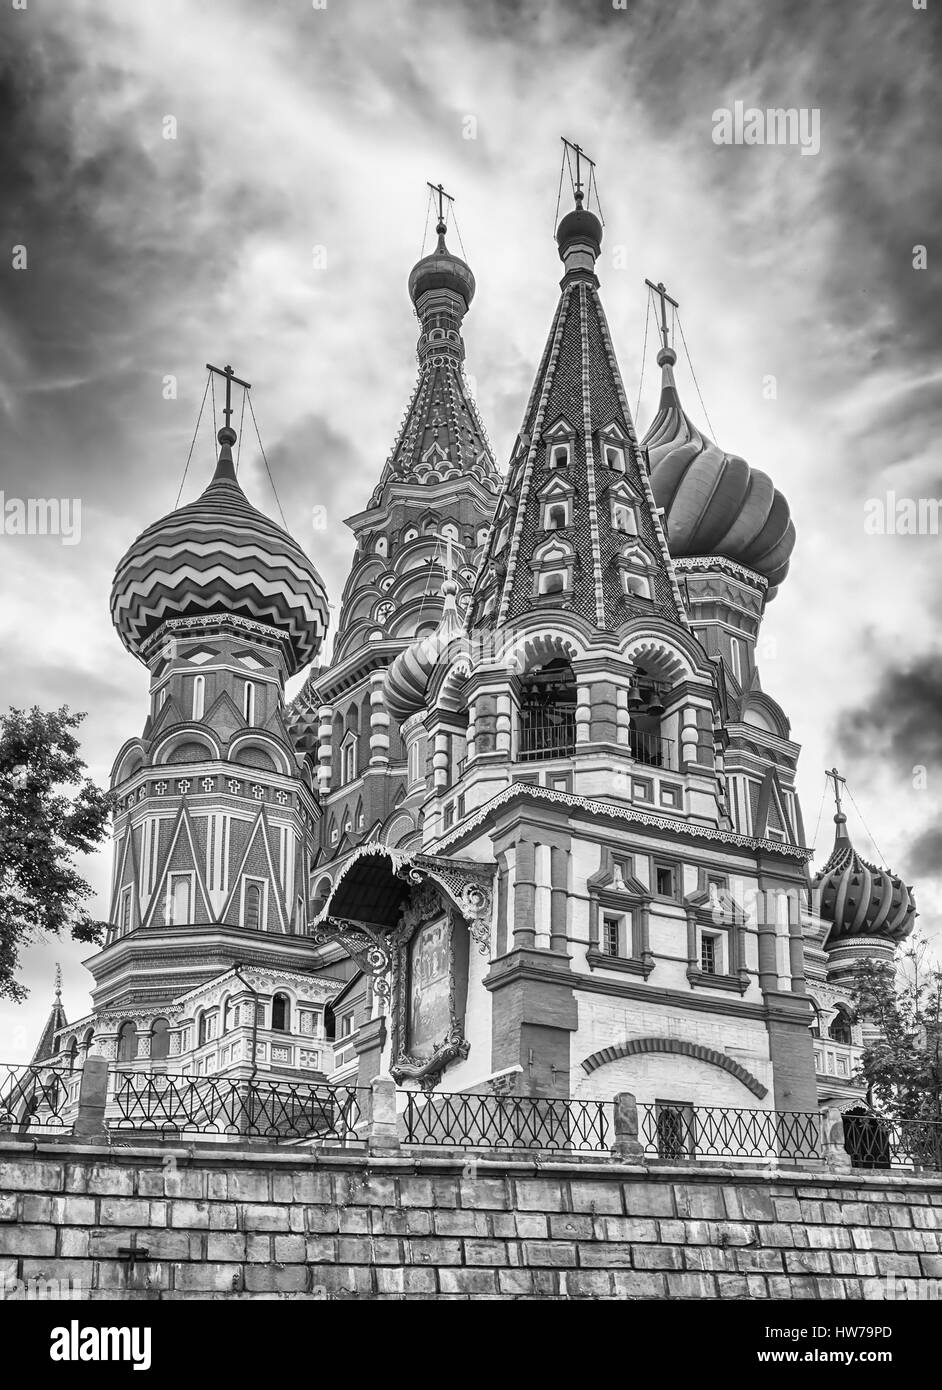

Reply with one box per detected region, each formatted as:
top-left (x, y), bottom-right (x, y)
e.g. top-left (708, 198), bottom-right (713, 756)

top-left (243, 681), bottom-right (256, 725)
top-left (245, 882), bottom-right (263, 931)
top-left (82, 1027), bottom-right (95, 1055)
top-left (191, 674), bottom-right (204, 721)
top-left (67, 1038), bottom-right (78, 1073)
top-left (403, 527), bottom-right (418, 544)
top-left (198, 1010), bottom-right (217, 1046)
top-left (441, 522), bottom-right (459, 543)
top-left (829, 1006), bottom-right (853, 1045)
top-left (169, 874), bottom-right (191, 926)
top-left (271, 993), bottom-right (290, 1032)
top-left (221, 997), bottom-right (235, 1034)
top-left (116, 1020), bottom-right (138, 1063)
top-left (809, 1001), bottom-right (822, 1038)
top-left (150, 1017), bottom-right (171, 1062)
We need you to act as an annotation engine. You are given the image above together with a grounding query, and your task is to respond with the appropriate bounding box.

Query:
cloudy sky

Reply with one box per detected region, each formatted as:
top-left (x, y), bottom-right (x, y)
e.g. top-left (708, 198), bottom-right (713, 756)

top-left (1, 0), bottom-right (939, 1057)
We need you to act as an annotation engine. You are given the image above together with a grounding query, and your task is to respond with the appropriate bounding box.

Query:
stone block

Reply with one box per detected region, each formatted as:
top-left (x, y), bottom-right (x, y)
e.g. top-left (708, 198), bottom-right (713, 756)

top-left (665, 1272), bottom-right (718, 1298)
top-left (549, 1213), bottom-right (594, 1240)
top-left (173, 1261), bottom-right (243, 1293)
top-left (459, 1178), bottom-right (510, 1210)
top-left (561, 1269), bottom-right (615, 1297)
top-left (240, 1203), bottom-right (290, 1232)
top-left (433, 1210), bottom-right (490, 1238)
top-left (375, 1267), bottom-right (438, 1295)
top-left (463, 1239), bottom-right (514, 1267)
top-left (0, 1223), bottom-right (56, 1256)
top-left (522, 1240), bottom-right (577, 1267)
top-left (514, 1179), bottom-right (564, 1212)
top-left (439, 1267), bottom-right (498, 1295)
top-left (635, 1245), bottom-right (685, 1270)
top-left (243, 1264), bottom-right (308, 1293)
top-left (621, 1182), bottom-right (674, 1217)
top-left (577, 1242), bottom-right (633, 1268)
top-left (2, 1160), bottom-right (63, 1192)
top-left (611, 1271), bottom-right (667, 1298)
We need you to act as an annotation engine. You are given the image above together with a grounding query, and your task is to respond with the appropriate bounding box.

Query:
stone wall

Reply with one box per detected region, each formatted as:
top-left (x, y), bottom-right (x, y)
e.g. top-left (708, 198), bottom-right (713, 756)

top-left (2, 1137), bottom-right (941, 1300)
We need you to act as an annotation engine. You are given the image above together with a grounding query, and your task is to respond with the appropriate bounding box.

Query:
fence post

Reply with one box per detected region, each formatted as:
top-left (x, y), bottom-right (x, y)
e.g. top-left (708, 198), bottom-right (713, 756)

top-left (73, 1055), bottom-right (109, 1140)
top-left (821, 1106), bottom-right (851, 1172)
top-left (369, 1074), bottom-right (400, 1155)
top-left (612, 1091), bottom-right (644, 1161)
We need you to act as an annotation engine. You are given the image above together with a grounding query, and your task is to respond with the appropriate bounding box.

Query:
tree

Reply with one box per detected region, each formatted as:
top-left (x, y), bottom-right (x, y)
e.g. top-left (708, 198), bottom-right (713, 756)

top-left (0, 707), bottom-right (113, 1001)
top-left (851, 933), bottom-right (942, 1126)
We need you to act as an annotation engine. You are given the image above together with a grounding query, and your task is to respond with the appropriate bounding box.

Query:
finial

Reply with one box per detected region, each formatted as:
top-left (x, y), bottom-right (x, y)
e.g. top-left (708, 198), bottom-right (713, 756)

top-left (427, 181), bottom-right (454, 249)
top-left (826, 766), bottom-right (848, 835)
top-left (54, 962), bottom-right (62, 1000)
top-left (645, 279), bottom-right (679, 366)
top-left (206, 362), bottom-right (251, 484)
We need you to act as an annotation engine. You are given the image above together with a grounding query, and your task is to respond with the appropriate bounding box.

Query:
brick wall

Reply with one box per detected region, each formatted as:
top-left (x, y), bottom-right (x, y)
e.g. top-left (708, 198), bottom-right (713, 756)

top-left (2, 1137), bottom-right (941, 1300)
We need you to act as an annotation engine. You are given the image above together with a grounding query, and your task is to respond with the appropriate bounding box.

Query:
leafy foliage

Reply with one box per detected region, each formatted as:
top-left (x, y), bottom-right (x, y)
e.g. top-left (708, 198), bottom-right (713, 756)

top-left (852, 933), bottom-right (942, 1123)
top-left (0, 707), bottom-right (113, 1001)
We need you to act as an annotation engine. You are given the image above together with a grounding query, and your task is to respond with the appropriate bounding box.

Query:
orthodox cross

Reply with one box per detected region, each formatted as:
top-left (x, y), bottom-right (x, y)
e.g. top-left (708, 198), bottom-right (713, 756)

top-left (561, 137), bottom-right (596, 203)
top-left (644, 279), bottom-right (679, 354)
top-left (427, 181), bottom-right (455, 233)
top-left (826, 766), bottom-right (847, 817)
top-left (205, 362), bottom-right (252, 431)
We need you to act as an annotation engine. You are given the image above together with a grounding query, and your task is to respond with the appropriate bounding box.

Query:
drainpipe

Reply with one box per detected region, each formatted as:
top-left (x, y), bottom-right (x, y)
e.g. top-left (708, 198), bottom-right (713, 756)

top-left (231, 963), bottom-right (260, 1080)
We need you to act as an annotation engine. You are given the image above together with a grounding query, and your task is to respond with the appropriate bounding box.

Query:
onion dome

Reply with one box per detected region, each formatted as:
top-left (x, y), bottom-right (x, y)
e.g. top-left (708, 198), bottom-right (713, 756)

top-left (111, 426), bottom-right (329, 675)
top-left (408, 219), bottom-right (476, 311)
top-left (643, 347), bottom-right (795, 599)
top-left (812, 800), bottom-right (917, 947)
top-left (383, 578), bottom-right (464, 724)
top-left (556, 189), bottom-right (603, 260)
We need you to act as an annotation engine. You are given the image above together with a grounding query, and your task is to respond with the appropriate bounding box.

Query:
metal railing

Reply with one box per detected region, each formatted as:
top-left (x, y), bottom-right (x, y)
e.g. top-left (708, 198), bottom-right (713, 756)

top-left (842, 1112), bottom-right (942, 1172)
top-left (110, 1072), bottom-right (368, 1144)
top-left (519, 705), bottom-right (577, 762)
top-left (403, 1091), bottom-right (612, 1152)
top-left (628, 729), bottom-right (675, 770)
top-left (640, 1103), bottom-right (821, 1162)
top-left (0, 1063), bottom-right (70, 1131)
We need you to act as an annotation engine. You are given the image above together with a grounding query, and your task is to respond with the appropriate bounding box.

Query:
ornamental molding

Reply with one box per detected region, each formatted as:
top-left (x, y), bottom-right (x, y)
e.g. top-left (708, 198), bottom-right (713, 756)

top-left (431, 783), bottom-right (812, 861)
top-left (672, 556), bottom-right (769, 591)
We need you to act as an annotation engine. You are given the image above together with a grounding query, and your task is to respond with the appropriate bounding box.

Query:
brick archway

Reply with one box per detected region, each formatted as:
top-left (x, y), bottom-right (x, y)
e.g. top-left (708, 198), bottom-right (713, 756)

top-left (580, 1036), bottom-right (768, 1100)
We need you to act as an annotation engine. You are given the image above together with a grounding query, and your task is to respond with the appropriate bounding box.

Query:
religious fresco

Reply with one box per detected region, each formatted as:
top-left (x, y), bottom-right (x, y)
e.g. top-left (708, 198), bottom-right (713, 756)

top-left (407, 916), bottom-right (451, 1060)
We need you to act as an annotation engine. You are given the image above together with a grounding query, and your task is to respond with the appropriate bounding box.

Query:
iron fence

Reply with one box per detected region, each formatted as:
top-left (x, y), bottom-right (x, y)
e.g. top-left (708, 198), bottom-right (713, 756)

top-left (842, 1111), bottom-right (942, 1172)
top-left (0, 1063), bottom-right (70, 1131)
top-left (640, 1103), bottom-right (821, 1162)
top-left (109, 1072), bottom-right (368, 1144)
top-left (628, 729), bottom-right (675, 770)
top-left (518, 705), bottom-right (577, 762)
top-left (403, 1091), bottom-right (612, 1151)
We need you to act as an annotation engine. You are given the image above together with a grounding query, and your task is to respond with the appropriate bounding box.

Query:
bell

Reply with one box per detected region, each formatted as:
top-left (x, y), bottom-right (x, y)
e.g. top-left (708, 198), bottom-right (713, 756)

top-left (646, 691), bottom-right (665, 717)
top-left (627, 682), bottom-right (644, 712)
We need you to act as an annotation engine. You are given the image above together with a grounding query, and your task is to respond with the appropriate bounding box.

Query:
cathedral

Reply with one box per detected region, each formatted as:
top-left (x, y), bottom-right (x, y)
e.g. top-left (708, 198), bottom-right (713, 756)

top-left (37, 171), bottom-right (917, 1128)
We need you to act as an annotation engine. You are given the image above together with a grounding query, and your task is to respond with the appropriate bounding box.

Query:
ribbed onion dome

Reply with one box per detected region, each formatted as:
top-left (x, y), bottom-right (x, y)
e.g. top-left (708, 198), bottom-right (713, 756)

top-left (643, 347), bottom-right (795, 599)
top-left (111, 428), bottom-right (329, 675)
top-left (812, 811), bottom-right (917, 946)
top-left (408, 220), bottom-right (476, 311)
top-left (383, 578), bottom-right (465, 724)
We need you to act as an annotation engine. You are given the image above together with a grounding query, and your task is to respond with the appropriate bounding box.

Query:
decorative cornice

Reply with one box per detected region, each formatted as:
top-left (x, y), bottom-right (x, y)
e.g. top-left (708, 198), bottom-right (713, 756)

top-left (673, 556), bottom-right (769, 591)
top-left (432, 782), bottom-right (812, 860)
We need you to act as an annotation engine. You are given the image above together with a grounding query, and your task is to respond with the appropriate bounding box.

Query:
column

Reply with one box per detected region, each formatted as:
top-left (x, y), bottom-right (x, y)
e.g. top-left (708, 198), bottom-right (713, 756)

top-left (513, 839), bottom-right (536, 949)
top-left (369, 671), bottom-right (390, 767)
top-left (317, 704), bottom-right (333, 795)
top-left (549, 845), bottom-right (569, 953)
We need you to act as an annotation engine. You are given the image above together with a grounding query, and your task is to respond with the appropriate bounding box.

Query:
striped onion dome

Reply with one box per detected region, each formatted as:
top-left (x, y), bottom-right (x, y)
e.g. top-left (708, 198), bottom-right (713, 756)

top-left (384, 578), bottom-right (464, 724)
top-left (642, 348), bottom-right (795, 599)
top-left (111, 428), bottom-right (328, 674)
top-left (813, 811), bottom-right (917, 946)
top-left (408, 220), bottom-right (475, 311)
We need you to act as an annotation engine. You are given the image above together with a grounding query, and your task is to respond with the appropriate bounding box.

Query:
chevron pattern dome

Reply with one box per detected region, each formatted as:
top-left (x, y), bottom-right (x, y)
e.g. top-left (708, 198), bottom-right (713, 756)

top-left (384, 579), bottom-right (464, 723)
top-left (643, 351), bottom-right (795, 598)
top-left (111, 438), bottom-right (328, 674)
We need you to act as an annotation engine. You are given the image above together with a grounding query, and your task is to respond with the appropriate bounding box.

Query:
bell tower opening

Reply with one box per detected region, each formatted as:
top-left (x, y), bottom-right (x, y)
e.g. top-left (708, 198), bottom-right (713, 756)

top-left (519, 658), bottom-right (576, 762)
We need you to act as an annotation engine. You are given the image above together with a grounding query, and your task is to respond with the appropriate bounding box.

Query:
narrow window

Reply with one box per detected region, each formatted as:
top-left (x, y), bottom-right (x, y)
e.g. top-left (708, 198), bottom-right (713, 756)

top-left (605, 444), bottom-right (625, 471)
top-left (151, 1017), bottom-right (171, 1061)
top-left (730, 637), bottom-right (743, 685)
top-left (602, 916), bottom-right (621, 957)
top-left (169, 874), bottom-right (191, 925)
top-left (120, 887), bottom-right (132, 934)
top-left (243, 681), bottom-right (256, 725)
top-left (700, 934), bottom-right (718, 975)
top-left (245, 882), bottom-right (263, 931)
top-left (191, 674), bottom-right (205, 720)
top-left (272, 993), bottom-right (290, 1032)
top-left (551, 444), bottom-right (569, 468)
top-left (116, 1020), bottom-right (138, 1063)
top-left (654, 863), bottom-right (675, 898)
